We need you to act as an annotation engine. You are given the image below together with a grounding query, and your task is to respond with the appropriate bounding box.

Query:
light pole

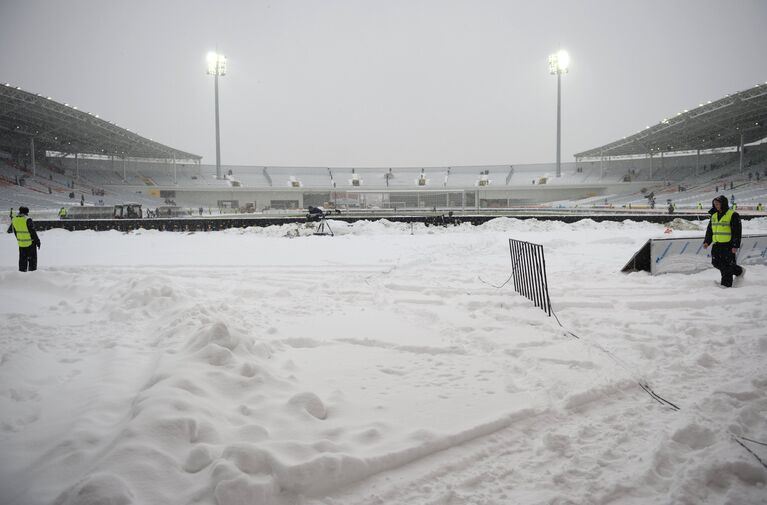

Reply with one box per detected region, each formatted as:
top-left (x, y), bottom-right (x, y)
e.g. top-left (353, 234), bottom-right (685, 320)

top-left (207, 51), bottom-right (227, 180)
top-left (548, 50), bottom-right (570, 178)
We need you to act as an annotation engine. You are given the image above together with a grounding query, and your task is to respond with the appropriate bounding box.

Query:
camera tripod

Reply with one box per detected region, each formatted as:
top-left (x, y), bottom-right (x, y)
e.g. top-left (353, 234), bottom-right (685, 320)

top-left (313, 216), bottom-right (334, 236)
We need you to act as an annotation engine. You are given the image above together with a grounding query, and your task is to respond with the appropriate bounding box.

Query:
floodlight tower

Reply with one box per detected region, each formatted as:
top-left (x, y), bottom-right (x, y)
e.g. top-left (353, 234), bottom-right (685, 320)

top-left (548, 50), bottom-right (570, 178)
top-left (207, 51), bottom-right (227, 180)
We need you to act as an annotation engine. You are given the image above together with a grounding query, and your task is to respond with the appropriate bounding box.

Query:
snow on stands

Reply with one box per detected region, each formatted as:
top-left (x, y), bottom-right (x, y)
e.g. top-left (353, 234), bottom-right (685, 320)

top-left (1, 218), bottom-right (766, 505)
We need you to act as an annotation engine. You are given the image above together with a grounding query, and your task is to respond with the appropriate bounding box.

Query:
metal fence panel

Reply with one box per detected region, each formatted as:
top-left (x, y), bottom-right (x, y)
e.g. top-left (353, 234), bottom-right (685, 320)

top-left (509, 238), bottom-right (552, 316)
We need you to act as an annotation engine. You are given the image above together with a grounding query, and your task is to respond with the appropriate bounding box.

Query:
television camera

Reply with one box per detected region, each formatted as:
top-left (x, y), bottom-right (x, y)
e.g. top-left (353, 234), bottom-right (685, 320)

top-left (305, 206), bottom-right (340, 236)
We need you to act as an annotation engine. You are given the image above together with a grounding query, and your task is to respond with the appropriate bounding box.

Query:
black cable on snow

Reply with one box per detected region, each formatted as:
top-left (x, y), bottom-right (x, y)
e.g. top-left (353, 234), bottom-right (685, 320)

top-left (638, 381), bottom-right (681, 411)
top-left (477, 267), bottom-right (679, 410)
top-left (549, 304), bottom-right (681, 412)
top-left (478, 273), bottom-right (512, 289)
top-left (734, 436), bottom-right (767, 470)
top-left (478, 253), bottom-right (523, 290)
top-left (738, 436), bottom-right (767, 447)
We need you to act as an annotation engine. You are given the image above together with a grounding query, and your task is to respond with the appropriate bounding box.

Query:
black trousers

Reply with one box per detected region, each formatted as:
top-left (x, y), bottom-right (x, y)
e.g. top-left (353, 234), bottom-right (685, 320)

top-left (711, 243), bottom-right (742, 287)
top-left (18, 246), bottom-right (37, 272)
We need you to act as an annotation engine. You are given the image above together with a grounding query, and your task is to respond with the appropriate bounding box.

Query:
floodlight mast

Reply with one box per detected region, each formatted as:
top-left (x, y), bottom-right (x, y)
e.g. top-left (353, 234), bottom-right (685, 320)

top-left (207, 51), bottom-right (227, 180)
top-left (548, 50), bottom-right (569, 178)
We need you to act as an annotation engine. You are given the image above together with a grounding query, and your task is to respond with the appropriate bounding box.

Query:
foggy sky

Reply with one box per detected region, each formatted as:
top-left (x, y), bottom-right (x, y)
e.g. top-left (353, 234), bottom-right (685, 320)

top-left (1, 0), bottom-right (765, 167)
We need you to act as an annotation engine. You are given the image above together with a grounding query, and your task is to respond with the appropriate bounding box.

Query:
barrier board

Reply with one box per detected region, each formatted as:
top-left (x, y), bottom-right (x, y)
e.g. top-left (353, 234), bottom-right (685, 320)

top-left (509, 239), bottom-right (552, 316)
top-left (622, 234), bottom-right (767, 275)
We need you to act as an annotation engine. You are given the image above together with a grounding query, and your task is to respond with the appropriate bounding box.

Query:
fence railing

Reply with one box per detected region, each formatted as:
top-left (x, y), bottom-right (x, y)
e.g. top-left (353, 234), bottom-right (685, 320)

top-left (508, 239), bottom-right (552, 316)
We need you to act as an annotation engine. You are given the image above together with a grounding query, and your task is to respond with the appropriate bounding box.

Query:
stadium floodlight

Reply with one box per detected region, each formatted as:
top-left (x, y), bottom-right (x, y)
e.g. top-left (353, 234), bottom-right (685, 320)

top-left (206, 51), bottom-right (227, 180)
top-left (207, 52), bottom-right (227, 76)
top-left (548, 50), bottom-right (569, 178)
top-left (548, 50), bottom-right (570, 75)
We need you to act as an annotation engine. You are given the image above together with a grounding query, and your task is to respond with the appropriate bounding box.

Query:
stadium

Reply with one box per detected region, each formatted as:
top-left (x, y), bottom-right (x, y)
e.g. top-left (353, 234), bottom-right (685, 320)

top-left (2, 81), bottom-right (766, 221)
top-left (2, 24), bottom-right (767, 505)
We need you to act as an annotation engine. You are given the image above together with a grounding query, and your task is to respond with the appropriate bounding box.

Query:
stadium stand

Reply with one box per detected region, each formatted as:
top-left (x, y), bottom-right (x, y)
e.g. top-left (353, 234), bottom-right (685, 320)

top-left (576, 85), bottom-right (767, 159)
top-left (2, 81), bottom-right (765, 214)
top-left (0, 83), bottom-right (200, 216)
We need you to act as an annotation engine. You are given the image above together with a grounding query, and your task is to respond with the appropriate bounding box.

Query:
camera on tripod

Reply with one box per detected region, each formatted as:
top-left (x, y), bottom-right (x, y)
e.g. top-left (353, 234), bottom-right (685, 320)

top-left (305, 206), bottom-right (341, 222)
top-left (305, 206), bottom-right (341, 236)
top-left (305, 206), bottom-right (327, 222)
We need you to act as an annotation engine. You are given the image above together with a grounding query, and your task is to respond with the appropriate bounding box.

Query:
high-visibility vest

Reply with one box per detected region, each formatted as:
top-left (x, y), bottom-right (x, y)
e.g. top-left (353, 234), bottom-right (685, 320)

top-left (711, 209), bottom-right (734, 243)
top-left (59, 208), bottom-right (67, 217)
top-left (11, 215), bottom-right (33, 248)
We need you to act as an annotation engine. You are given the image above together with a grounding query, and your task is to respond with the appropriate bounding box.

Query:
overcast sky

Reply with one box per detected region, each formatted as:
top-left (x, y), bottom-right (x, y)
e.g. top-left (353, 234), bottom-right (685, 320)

top-left (1, 0), bottom-right (765, 167)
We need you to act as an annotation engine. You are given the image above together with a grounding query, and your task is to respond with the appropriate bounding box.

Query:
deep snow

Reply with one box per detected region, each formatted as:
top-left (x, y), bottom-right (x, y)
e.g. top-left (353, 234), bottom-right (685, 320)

top-left (1, 217), bottom-right (766, 505)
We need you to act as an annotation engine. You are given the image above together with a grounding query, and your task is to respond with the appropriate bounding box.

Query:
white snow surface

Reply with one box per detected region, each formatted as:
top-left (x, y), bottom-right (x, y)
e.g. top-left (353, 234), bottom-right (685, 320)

top-left (1, 217), bottom-right (766, 505)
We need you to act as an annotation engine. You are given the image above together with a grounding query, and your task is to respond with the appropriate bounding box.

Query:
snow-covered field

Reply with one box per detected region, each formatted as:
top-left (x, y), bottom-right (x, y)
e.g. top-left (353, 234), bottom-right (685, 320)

top-left (1, 218), bottom-right (766, 505)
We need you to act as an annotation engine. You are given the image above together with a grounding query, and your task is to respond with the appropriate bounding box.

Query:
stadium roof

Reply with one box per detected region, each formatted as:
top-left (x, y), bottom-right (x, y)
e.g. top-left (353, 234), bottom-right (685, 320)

top-left (575, 83), bottom-right (767, 159)
top-left (0, 83), bottom-right (201, 161)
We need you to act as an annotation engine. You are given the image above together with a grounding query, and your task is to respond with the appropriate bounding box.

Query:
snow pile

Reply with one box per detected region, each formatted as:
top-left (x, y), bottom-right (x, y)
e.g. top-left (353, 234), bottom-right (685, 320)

top-left (665, 217), bottom-right (706, 230)
top-left (1, 217), bottom-right (766, 504)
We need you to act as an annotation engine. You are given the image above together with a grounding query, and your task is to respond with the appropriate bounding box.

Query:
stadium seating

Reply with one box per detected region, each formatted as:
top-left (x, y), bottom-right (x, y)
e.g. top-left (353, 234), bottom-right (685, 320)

top-left (3, 145), bottom-right (765, 214)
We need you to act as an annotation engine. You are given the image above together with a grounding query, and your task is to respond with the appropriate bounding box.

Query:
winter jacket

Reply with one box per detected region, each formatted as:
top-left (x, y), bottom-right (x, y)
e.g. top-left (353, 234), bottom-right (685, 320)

top-left (7, 215), bottom-right (41, 248)
top-left (704, 195), bottom-right (741, 248)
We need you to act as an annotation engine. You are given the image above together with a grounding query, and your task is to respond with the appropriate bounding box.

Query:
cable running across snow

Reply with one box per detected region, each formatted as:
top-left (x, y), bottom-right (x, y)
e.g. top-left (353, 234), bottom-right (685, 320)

top-left (479, 268), bottom-right (679, 411)
top-left (733, 436), bottom-right (767, 470)
top-left (549, 304), bottom-right (681, 411)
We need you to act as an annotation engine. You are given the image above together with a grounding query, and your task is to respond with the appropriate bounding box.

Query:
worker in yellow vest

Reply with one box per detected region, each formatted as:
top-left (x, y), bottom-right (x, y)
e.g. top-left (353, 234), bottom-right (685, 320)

top-left (6, 206), bottom-right (41, 272)
top-left (703, 195), bottom-right (744, 288)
